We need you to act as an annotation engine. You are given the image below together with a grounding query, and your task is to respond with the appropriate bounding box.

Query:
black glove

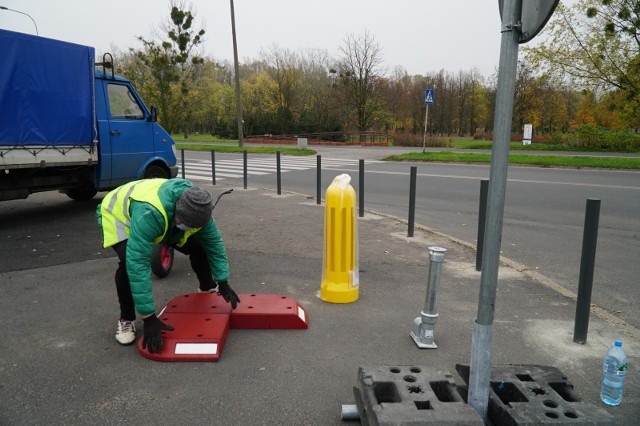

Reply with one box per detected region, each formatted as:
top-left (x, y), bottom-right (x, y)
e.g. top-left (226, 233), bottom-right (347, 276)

top-left (218, 281), bottom-right (240, 309)
top-left (142, 314), bottom-right (175, 354)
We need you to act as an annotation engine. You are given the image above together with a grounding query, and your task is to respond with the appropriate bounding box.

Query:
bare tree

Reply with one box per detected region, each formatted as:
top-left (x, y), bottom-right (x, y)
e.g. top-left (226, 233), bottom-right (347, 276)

top-left (299, 48), bottom-right (340, 132)
top-left (262, 45), bottom-right (301, 133)
top-left (337, 30), bottom-right (385, 131)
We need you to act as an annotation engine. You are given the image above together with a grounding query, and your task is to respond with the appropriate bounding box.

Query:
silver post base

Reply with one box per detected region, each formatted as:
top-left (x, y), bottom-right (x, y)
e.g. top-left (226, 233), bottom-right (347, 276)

top-left (410, 314), bottom-right (438, 349)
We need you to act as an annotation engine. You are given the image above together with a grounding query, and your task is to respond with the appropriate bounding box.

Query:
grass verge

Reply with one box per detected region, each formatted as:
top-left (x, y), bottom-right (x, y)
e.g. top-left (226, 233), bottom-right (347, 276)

top-left (172, 134), bottom-right (237, 143)
top-left (175, 143), bottom-right (316, 156)
top-left (449, 139), bottom-right (640, 152)
top-left (383, 152), bottom-right (640, 170)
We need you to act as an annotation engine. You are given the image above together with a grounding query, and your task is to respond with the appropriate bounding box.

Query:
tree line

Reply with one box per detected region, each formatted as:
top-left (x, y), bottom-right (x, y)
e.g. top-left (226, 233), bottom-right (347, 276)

top-left (115, 1), bottom-right (639, 142)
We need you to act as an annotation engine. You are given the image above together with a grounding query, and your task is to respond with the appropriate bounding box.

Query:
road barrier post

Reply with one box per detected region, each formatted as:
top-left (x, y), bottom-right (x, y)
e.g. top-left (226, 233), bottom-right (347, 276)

top-left (316, 155), bottom-right (322, 205)
top-left (359, 159), bottom-right (364, 217)
top-left (243, 150), bottom-right (247, 189)
top-left (573, 198), bottom-right (601, 344)
top-left (276, 151), bottom-right (281, 195)
top-left (408, 166), bottom-right (417, 237)
top-left (211, 151), bottom-right (216, 185)
top-left (476, 179), bottom-right (489, 271)
top-left (181, 149), bottom-right (185, 179)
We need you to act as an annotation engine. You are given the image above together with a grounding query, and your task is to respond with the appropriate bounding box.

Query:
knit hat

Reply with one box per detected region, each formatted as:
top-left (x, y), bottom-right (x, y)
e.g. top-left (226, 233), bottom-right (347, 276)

top-left (175, 186), bottom-right (213, 228)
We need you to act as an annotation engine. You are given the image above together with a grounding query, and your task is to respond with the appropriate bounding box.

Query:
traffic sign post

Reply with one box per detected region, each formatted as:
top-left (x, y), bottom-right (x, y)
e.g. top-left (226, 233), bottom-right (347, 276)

top-left (422, 89), bottom-right (435, 153)
top-left (499, 0), bottom-right (559, 43)
top-left (468, 0), bottom-right (519, 419)
top-left (468, 0), bottom-right (559, 421)
top-left (425, 89), bottom-right (434, 104)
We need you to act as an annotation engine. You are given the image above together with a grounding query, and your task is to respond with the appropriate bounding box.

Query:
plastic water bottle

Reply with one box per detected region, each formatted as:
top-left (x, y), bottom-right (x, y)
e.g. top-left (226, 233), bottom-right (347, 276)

top-left (600, 340), bottom-right (628, 406)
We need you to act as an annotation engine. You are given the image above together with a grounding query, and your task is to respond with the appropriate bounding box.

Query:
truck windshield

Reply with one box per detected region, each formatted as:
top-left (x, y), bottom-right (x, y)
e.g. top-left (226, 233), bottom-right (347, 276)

top-left (107, 84), bottom-right (144, 120)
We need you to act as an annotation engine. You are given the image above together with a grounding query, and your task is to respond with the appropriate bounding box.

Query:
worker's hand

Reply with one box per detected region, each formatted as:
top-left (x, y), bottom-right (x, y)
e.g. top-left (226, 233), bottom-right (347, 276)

top-left (142, 314), bottom-right (174, 354)
top-left (218, 281), bottom-right (240, 309)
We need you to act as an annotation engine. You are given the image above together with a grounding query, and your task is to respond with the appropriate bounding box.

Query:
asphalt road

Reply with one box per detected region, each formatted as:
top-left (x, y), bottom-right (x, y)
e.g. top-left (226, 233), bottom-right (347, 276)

top-left (179, 147), bottom-right (640, 331)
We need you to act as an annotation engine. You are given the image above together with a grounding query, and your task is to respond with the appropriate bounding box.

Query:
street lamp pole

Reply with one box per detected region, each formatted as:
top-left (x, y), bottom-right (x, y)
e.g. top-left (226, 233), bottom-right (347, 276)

top-left (0, 6), bottom-right (39, 36)
top-left (229, 0), bottom-right (244, 147)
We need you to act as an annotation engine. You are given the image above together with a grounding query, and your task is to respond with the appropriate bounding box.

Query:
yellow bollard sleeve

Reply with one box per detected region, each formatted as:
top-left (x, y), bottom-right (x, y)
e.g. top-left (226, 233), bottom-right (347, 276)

top-left (320, 174), bottom-right (359, 303)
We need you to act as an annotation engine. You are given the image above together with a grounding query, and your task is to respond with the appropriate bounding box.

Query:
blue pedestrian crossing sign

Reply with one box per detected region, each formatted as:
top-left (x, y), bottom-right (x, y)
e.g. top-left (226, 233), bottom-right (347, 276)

top-left (425, 89), bottom-right (435, 104)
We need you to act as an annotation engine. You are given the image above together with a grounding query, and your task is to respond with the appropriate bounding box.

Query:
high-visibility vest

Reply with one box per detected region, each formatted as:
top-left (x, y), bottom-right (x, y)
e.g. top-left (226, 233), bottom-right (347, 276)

top-left (101, 179), bottom-right (202, 248)
top-left (100, 179), bottom-right (169, 248)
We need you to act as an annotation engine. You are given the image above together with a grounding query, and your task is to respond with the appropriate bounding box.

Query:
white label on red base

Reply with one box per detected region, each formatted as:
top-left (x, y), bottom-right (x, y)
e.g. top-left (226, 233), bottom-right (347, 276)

top-left (298, 306), bottom-right (306, 323)
top-left (175, 343), bottom-right (218, 355)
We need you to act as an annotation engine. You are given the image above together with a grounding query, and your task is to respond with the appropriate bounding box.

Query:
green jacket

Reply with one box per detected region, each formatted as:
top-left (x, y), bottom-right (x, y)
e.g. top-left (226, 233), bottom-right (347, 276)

top-left (97, 179), bottom-right (229, 315)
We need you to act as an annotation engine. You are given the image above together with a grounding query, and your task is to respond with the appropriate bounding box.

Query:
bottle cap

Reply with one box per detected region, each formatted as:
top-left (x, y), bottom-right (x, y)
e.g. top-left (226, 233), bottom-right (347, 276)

top-left (615, 340), bottom-right (622, 347)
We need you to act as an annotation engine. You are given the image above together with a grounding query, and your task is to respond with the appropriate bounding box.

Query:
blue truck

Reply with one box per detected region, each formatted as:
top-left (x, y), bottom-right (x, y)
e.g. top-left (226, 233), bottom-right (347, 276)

top-left (0, 29), bottom-right (178, 201)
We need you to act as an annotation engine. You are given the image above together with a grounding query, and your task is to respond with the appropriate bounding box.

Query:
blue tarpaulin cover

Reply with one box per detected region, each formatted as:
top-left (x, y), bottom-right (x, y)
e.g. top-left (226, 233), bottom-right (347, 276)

top-left (0, 29), bottom-right (95, 146)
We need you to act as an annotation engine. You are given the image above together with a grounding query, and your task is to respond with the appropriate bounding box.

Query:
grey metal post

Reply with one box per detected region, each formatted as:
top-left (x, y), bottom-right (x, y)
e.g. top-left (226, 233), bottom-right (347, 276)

top-left (468, 0), bottom-right (521, 419)
top-left (573, 198), bottom-right (601, 344)
top-left (243, 150), bottom-right (247, 189)
top-left (411, 246), bottom-right (447, 348)
top-left (408, 166), bottom-right (417, 237)
top-left (276, 151), bottom-right (282, 195)
top-left (316, 155), bottom-right (321, 205)
top-left (476, 179), bottom-right (489, 271)
top-left (181, 149), bottom-right (185, 179)
top-left (422, 104), bottom-right (429, 153)
top-left (211, 151), bottom-right (216, 185)
top-left (359, 159), bottom-right (364, 217)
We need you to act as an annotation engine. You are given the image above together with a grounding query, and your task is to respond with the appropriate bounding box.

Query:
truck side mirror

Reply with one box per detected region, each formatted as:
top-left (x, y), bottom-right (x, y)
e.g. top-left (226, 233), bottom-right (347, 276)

top-left (149, 106), bottom-right (158, 122)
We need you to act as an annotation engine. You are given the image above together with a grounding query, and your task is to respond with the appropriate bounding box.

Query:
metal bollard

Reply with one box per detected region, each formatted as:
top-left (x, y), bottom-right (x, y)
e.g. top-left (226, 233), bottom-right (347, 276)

top-left (211, 151), bottom-right (216, 185)
top-left (316, 155), bottom-right (322, 205)
top-left (243, 150), bottom-right (248, 189)
top-left (181, 149), bottom-right (185, 179)
top-left (359, 159), bottom-right (364, 218)
top-left (276, 151), bottom-right (281, 195)
top-left (408, 166), bottom-right (417, 237)
top-left (573, 198), bottom-right (601, 344)
top-left (410, 246), bottom-right (447, 348)
top-left (475, 179), bottom-right (489, 271)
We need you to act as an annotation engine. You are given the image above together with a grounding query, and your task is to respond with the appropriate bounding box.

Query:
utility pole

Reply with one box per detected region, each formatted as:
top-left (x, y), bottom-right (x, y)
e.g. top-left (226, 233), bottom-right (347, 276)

top-left (229, 0), bottom-right (244, 147)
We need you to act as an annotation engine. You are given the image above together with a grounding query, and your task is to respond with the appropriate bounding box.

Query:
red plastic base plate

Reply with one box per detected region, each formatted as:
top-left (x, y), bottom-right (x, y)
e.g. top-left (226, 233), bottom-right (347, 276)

top-left (231, 293), bottom-right (308, 329)
top-left (138, 293), bottom-right (308, 362)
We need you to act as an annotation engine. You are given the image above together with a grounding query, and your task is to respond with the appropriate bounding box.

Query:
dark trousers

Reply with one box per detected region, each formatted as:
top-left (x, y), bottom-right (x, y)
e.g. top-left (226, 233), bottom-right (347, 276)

top-left (112, 237), bottom-right (215, 320)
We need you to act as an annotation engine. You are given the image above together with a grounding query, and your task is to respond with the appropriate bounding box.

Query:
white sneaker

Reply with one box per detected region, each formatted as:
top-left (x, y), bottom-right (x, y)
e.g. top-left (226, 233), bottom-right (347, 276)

top-left (115, 320), bottom-right (136, 345)
top-left (198, 283), bottom-right (219, 294)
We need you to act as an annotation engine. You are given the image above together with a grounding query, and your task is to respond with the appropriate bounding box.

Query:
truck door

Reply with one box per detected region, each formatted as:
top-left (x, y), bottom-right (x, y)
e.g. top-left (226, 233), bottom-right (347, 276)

top-left (105, 82), bottom-right (155, 187)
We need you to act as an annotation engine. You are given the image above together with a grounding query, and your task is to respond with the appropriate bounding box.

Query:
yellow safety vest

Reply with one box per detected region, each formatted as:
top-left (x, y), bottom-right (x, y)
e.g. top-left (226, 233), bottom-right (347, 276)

top-left (101, 179), bottom-right (203, 248)
top-left (100, 179), bottom-right (169, 248)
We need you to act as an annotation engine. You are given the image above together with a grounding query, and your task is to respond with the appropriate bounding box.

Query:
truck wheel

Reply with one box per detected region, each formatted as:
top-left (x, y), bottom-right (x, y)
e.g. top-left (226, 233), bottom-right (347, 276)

top-left (66, 183), bottom-right (98, 201)
top-left (144, 165), bottom-right (169, 179)
top-left (151, 244), bottom-right (174, 278)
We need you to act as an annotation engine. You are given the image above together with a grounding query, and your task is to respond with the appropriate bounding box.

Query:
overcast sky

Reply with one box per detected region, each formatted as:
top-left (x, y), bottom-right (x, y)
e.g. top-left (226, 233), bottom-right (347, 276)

top-left (0, 1), bottom-right (564, 78)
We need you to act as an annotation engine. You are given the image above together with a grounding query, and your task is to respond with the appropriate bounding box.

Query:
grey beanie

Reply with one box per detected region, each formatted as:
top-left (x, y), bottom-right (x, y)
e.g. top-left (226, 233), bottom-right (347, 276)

top-left (175, 186), bottom-right (213, 228)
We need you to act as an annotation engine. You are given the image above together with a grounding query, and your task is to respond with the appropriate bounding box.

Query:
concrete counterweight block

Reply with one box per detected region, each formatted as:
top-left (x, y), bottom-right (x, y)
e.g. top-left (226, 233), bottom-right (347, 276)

top-left (456, 364), bottom-right (617, 425)
top-left (353, 366), bottom-right (484, 425)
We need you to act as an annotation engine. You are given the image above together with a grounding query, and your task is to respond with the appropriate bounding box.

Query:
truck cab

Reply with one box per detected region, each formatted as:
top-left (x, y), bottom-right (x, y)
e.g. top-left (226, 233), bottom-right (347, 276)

top-left (62, 56), bottom-right (179, 200)
top-left (93, 58), bottom-right (178, 192)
